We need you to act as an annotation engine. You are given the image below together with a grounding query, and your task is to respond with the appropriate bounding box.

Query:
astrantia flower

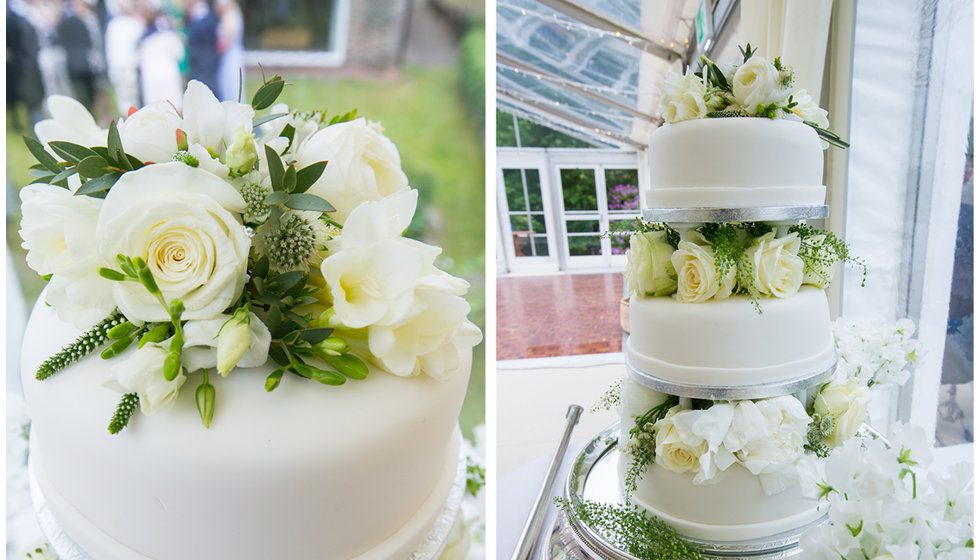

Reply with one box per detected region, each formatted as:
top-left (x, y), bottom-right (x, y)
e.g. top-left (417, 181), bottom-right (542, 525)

top-left (256, 211), bottom-right (328, 272)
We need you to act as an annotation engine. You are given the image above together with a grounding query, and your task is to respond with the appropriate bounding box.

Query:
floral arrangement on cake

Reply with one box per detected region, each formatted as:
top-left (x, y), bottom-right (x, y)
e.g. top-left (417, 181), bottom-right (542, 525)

top-left (659, 44), bottom-right (848, 149)
top-left (619, 319), bottom-right (919, 495)
top-left (19, 75), bottom-right (481, 432)
top-left (623, 221), bottom-right (863, 306)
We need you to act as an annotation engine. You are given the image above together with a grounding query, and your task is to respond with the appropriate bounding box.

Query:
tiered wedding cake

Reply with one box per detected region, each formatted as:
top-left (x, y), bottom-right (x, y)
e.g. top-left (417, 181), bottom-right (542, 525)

top-left (618, 48), bottom-right (859, 544)
top-left (18, 77), bottom-right (481, 560)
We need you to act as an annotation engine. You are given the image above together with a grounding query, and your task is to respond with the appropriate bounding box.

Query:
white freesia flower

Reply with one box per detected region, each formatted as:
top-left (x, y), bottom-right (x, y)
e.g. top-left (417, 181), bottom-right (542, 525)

top-left (744, 231), bottom-right (804, 298)
top-left (95, 162), bottom-right (250, 322)
top-left (787, 89), bottom-right (830, 130)
top-left (732, 56), bottom-right (790, 115)
top-left (116, 101), bottom-right (181, 163)
top-left (671, 240), bottom-right (736, 303)
top-left (34, 95), bottom-right (107, 150)
top-left (295, 117), bottom-right (409, 223)
top-left (659, 70), bottom-right (709, 123)
top-left (224, 125), bottom-right (258, 176)
top-left (103, 342), bottom-right (186, 415)
top-left (624, 231), bottom-right (676, 296)
top-left (181, 311), bottom-right (271, 373)
top-left (180, 80), bottom-right (255, 164)
top-left (186, 142), bottom-right (232, 178)
top-left (653, 407), bottom-right (708, 474)
top-left (813, 379), bottom-right (870, 447)
top-left (19, 184), bottom-right (115, 327)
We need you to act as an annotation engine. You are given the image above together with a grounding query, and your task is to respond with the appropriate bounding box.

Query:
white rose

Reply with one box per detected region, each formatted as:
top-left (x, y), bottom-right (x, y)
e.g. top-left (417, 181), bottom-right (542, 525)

top-left (659, 70), bottom-right (709, 123)
top-left (19, 184), bottom-right (115, 327)
top-left (624, 231), bottom-right (676, 296)
top-left (732, 56), bottom-right (790, 115)
top-left (322, 190), bottom-right (436, 328)
top-left (295, 117), bottom-right (409, 224)
top-left (799, 233), bottom-right (839, 288)
top-left (180, 80), bottom-right (255, 162)
top-left (34, 95), bottom-right (107, 150)
top-left (103, 342), bottom-right (186, 415)
top-left (725, 396), bottom-right (810, 476)
top-left (814, 379), bottom-right (871, 447)
top-left (671, 240), bottom-right (736, 303)
top-left (653, 407), bottom-right (708, 474)
top-left (181, 310), bottom-right (272, 374)
top-left (788, 89), bottom-right (830, 130)
top-left (95, 162), bottom-right (250, 322)
top-left (366, 287), bottom-right (482, 379)
top-left (745, 231), bottom-right (805, 297)
top-left (116, 101), bottom-right (181, 163)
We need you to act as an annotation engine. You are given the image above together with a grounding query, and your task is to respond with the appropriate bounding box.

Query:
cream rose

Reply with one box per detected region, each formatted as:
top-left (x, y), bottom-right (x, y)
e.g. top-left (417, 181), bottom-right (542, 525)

top-left (800, 234), bottom-right (839, 288)
top-left (732, 56), bottom-right (790, 115)
top-left (653, 407), bottom-right (709, 474)
top-left (295, 117), bottom-right (409, 223)
top-left (814, 379), bottom-right (871, 447)
top-left (659, 71), bottom-right (709, 123)
top-left (95, 162), bottom-right (250, 322)
top-left (671, 240), bottom-right (736, 303)
top-left (103, 342), bottom-right (186, 415)
top-left (745, 231), bottom-right (805, 298)
top-left (624, 231), bottom-right (677, 296)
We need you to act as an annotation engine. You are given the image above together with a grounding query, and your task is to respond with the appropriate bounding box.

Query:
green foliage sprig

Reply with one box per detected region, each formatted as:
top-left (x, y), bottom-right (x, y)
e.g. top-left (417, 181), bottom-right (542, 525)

top-left (790, 223), bottom-right (867, 287)
top-left (466, 457), bottom-right (486, 497)
top-left (107, 392), bottom-right (139, 434)
top-left (624, 395), bottom-right (679, 495)
top-left (36, 310), bottom-right (124, 380)
top-left (554, 498), bottom-right (704, 560)
top-left (804, 413), bottom-right (834, 457)
top-left (591, 379), bottom-right (622, 413)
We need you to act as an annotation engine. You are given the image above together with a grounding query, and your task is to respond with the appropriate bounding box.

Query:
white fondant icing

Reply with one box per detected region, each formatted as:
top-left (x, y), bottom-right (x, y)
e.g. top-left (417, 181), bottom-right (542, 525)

top-left (21, 296), bottom-right (471, 560)
top-left (627, 287), bottom-right (836, 387)
top-left (647, 118), bottom-right (826, 208)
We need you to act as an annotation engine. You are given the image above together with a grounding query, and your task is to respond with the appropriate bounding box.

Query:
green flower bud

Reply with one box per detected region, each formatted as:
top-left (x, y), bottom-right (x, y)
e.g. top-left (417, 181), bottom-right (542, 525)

top-left (139, 324), bottom-right (171, 348)
top-left (216, 306), bottom-right (252, 376)
top-left (265, 368), bottom-right (285, 392)
top-left (314, 337), bottom-right (350, 357)
top-left (196, 372), bottom-right (216, 429)
top-left (163, 352), bottom-right (181, 381)
top-left (225, 126), bottom-right (258, 177)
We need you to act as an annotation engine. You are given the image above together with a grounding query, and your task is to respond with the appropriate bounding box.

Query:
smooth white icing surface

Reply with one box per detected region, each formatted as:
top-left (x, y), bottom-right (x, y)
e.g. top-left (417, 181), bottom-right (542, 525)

top-left (626, 287), bottom-right (836, 387)
top-left (619, 380), bottom-right (823, 542)
top-left (22, 297), bottom-right (471, 560)
top-left (647, 118), bottom-right (826, 208)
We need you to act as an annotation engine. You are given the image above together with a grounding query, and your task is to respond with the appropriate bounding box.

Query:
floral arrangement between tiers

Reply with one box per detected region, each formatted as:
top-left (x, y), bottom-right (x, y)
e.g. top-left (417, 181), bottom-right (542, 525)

top-left (19, 75), bottom-right (481, 432)
top-left (660, 44), bottom-right (848, 149)
top-left (622, 221), bottom-right (863, 306)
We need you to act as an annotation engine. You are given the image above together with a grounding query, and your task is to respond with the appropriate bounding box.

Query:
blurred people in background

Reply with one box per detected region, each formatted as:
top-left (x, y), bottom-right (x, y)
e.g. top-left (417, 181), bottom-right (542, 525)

top-left (138, 3), bottom-right (185, 105)
top-left (186, 0), bottom-right (220, 93)
top-left (104, 0), bottom-right (145, 114)
top-left (216, 0), bottom-right (243, 102)
top-left (57, 0), bottom-right (98, 111)
top-left (7, 3), bottom-right (46, 133)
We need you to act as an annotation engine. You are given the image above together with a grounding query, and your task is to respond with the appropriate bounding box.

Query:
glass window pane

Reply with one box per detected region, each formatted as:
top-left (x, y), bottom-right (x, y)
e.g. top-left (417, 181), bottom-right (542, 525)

top-left (243, 0), bottom-right (337, 51)
top-left (531, 214), bottom-right (547, 234)
top-left (525, 170), bottom-right (543, 211)
top-left (568, 235), bottom-right (601, 256)
top-left (511, 231), bottom-right (533, 257)
top-left (605, 169), bottom-right (639, 211)
top-left (496, 109), bottom-right (517, 147)
top-left (566, 219), bottom-right (599, 234)
top-left (560, 169), bottom-right (598, 211)
top-left (509, 215), bottom-right (529, 231)
top-left (532, 235), bottom-right (550, 257)
top-left (503, 169), bottom-right (527, 211)
top-left (609, 218), bottom-right (637, 255)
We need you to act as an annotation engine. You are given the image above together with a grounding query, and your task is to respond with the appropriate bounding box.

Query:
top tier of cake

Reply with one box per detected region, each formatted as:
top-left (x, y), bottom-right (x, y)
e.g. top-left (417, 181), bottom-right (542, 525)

top-left (646, 118), bottom-right (826, 209)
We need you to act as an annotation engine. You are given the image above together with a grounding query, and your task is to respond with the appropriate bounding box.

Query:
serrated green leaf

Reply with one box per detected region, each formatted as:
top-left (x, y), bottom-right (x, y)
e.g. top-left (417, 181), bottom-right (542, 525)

top-left (48, 141), bottom-right (98, 164)
top-left (293, 161), bottom-right (327, 193)
top-left (24, 136), bottom-right (63, 172)
top-left (251, 77), bottom-right (285, 110)
top-left (324, 354), bottom-right (368, 380)
top-left (75, 172), bottom-right (121, 197)
top-left (285, 192), bottom-right (334, 212)
top-left (297, 328), bottom-right (334, 345)
top-left (265, 144), bottom-right (284, 190)
top-left (77, 155), bottom-right (109, 178)
top-left (252, 112), bottom-right (287, 128)
top-left (264, 191), bottom-right (288, 205)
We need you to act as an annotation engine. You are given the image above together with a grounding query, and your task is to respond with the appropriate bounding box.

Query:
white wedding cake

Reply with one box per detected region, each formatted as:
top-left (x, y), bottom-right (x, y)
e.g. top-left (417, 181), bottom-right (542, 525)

top-left (618, 48), bottom-right (863, 544)
top-left (18, 77), bottom-right (481, 560)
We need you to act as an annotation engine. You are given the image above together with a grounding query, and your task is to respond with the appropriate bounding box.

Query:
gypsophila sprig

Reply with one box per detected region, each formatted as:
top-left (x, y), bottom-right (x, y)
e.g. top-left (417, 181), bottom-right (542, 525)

top-left (555, 498), bottom-right (704, 560)
top-left (591, 379), bottom-right (622, 413)
top-left (624, 396), bottom-right (678, 495)
top-left (35, 310), bottom-right (124, 380)
top-left (466, 458), bottom-right (486, 497)
top-left (790, 223), bottom-right (867, 287)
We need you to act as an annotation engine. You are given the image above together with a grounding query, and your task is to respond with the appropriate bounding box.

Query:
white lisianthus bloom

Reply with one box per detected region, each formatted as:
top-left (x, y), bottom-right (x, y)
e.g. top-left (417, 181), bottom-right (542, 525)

top-left (180, 80), bottom-right (255, 163)
top-left (116, 101), bottom-right (181, 163)
top-left (624, 231), bottom-right (677, 296)
top-left (744, 231), bottom-right (805, 298)
top-left (659, 70), bottom-right (709, 123)
top-left (724, 396), bottom-right (810, 478)
top-left (671, 240), bottom-right (736, 303)
top-left (34, 95), bottom-right (107, 150)
top-left (295, 117), bottom-right (409, 223)
top-left (732, 56), bottom-right (790, 115)
top-left (321, 190), bottom-right (435, 328)
top-left (95, 162), bottom-right (250, 322)
top-left (813, 379), bottom-right (871, 447)
top-left (181, 311), bottom-right (271, 373)
top-left (653, 406), bottom-right (710, 475)
top-left (103, 342), bottom-right (186, 415)
top-left (19, 184), bottom-right (115, 327)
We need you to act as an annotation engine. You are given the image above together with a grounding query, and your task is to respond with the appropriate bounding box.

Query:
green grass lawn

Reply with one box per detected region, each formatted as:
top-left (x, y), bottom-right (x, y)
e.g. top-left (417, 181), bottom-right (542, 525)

top-left (7, 65), bottom-right (486, 438)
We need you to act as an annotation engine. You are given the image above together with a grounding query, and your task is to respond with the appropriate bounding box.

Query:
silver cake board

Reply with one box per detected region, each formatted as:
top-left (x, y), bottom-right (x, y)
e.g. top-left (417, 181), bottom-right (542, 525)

top-left (641, 205), bottom-right (829, 224)
top-left (545, 422), bottom-right (827, 560)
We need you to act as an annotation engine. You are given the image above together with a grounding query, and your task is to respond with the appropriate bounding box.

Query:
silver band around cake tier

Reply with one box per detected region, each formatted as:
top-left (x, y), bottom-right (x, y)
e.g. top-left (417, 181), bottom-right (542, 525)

top-left (625, 356), bottom-right (837, 401)
top-left (642, 205), bottom-right (829, 223)
top-left (559, 422), bottom-right (825, 560)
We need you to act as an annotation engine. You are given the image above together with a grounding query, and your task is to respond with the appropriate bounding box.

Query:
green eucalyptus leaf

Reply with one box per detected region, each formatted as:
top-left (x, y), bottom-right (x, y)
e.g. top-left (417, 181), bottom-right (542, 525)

top-left (282, 164), bottom-right (297, 192)
top-left (280, 123), bottom-right (296, 148)
top-left (24, 136), bottom-right (63, 172)
top-left (293, 161), bottom-right (327, 193)
top-left (265, 144), bottom-right (284, 190)
top-left (75, 172), bottom-right (121, 197)
top-left (264, 191), bottom-right (288, 205)
top-left (268, 344), bottom-right (289, 366)
top-left (324, 353), bottom-right (368, 380)
top-left (297, 328), bottom-right (334, 345)
top-left (264, 305), bottom-right (282, 333)
top-left (268, 205), bottom-right (283, 230)
top-left (252, 255), bottom-right (270, 279)
top-left (77, 155), bottom-right (109, 178)
top-left (282, 329), bottom-right (300, 344)
top-left (126, 153), bottom-right (145, 169)
top-left (107, 121), bottom-right (130, 169)
top-left (269, 270), bottom-right (304, 292)
top-left (48, 141), bottom-right (98, 164)
top-left (252, 112), bottom-right (288, 128)
top-left (285, 193), bottom-right (334, 212)
top-left (50, 166), bottom-right (78, 186)
top-left (251, 76), bottom-right (285, 110)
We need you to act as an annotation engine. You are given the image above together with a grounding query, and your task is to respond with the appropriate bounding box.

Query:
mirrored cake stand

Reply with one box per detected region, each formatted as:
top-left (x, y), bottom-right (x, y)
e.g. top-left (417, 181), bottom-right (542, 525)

top-left (535, 423), bottom-right (828, 560)
top-left (28, 441), bottom-right (469, 560)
